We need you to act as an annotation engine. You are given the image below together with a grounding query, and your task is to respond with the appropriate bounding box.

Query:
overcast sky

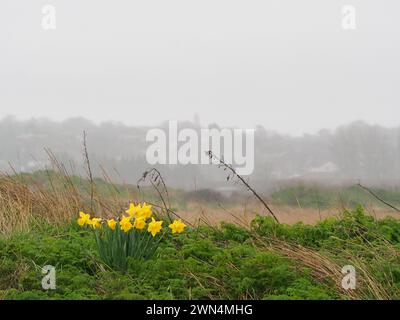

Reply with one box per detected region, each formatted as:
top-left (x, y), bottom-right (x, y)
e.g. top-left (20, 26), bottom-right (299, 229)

top-left (0, 0), bottom-right (399, 135)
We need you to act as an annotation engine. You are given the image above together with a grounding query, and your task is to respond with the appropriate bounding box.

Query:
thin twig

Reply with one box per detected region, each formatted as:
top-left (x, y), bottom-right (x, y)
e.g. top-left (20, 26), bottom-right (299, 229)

top-left (83, 131), bottom-right (95, 213)
top-left (357, 183), bottom-right (400, 213)
top-left (207, 151), bottom-right (279, 223)
top-left (137, 168), bottom-right (191, 225)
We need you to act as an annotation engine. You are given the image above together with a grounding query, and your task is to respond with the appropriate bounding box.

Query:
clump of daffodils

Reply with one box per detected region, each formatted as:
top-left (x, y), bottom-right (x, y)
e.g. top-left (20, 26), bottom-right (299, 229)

top-left (77, 202), bottom-right (186, 236)
top-left (77, 203), bottom-right (186, 271)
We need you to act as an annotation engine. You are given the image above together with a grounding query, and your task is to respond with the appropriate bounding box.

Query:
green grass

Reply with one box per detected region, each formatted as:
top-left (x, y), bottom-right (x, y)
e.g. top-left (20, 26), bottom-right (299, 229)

top-left (1, 207), bottom-right (399, 300)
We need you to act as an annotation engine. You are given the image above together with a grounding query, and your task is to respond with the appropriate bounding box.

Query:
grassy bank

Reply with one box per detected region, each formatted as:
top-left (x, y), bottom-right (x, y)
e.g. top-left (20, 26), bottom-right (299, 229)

top-left (0, 206), bottom-right (399, 300)
top-left (1, 170), bottom-right (400, 300)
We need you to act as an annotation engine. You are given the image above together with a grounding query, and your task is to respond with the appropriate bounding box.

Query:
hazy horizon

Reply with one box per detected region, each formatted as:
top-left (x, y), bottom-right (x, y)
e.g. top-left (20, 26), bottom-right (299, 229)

top-left (1, 116), bottom-right (399, 190)
top-left (2, 114), bottom-right (399, 137)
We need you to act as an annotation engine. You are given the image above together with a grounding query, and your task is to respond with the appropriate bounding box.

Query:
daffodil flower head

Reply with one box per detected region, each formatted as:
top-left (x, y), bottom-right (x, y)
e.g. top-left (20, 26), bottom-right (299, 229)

top-left (77, 211), bottom-right (91, 227)
top-left (147, 218), bottom-right (163, 237)
top-left (139, 202), bottom-right (152, 220)
top-left (133, 217), bottom-right (146, 230)
top-left (90, 218), bottom-right (102, 230)
top-left (107, 219), bottom-right (117, 230)
top-left (169, 219), bottom-right (186, 234)
top-left (125, 203), bottom-right (142, 218)
top-left (120, 215), bottom-right (133, 233)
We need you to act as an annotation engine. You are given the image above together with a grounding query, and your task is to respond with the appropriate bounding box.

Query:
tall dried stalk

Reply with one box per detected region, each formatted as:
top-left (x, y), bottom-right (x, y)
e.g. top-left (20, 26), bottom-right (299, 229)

top-left (207, 151), bottom-right (280, 223)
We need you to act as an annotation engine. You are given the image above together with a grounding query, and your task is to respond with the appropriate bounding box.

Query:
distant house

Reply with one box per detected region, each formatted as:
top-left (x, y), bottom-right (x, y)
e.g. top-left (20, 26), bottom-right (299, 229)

top-left (215, 186), bottom-right (241, 197)
top-left (309, 162), bottom-right (339, 174)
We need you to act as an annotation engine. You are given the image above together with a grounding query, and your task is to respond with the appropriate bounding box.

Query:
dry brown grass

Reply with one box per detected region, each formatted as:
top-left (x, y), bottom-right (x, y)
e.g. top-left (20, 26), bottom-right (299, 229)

top-left (1, 164), bottom-right (399, 236)
top-left (0, 172), bottom-right (82, 235)
top-left (177, 202), bottom-right (400, 227)
top-left (0, 167), bottom-right (129, 235)
top-left (254, 237), bottom-right (392, 300)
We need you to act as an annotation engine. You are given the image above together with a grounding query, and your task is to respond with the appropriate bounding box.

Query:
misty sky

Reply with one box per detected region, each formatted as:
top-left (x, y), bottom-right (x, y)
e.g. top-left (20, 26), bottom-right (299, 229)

top-left (0, 0), bottom-right (399, 135)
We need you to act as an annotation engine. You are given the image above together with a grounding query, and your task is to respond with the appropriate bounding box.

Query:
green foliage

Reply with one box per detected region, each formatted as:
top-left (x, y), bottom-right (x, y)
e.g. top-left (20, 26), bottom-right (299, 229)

top-left (94, 227), bottom-right (164, 271)
top-left (251, 206), bottom-right (400, 299)
top-left (251, 205), bottom-right (400, 246)
top-left (1, 207), bottom-right (399, 300)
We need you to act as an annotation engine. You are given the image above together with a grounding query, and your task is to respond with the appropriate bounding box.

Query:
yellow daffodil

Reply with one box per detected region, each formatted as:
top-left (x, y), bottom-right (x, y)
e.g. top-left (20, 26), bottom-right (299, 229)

top-left (120, 215), bottom-right (133, 233)
top-left (90, 218), bottom-right (102, 229)
top-left (133, 217), bottom-right (146, 230)
top-left (107, 219), bottom-right (117, 230)
top-left (147, 218), bottom-right (163, 237)
top-left (77, 211), bottom-right (91, 227)
top-left (138, 202), bottom-right (152, 220)
top-left (125, 203), bottom-right (142, 218)
top-left (169, 219), bottom-right (186, 234)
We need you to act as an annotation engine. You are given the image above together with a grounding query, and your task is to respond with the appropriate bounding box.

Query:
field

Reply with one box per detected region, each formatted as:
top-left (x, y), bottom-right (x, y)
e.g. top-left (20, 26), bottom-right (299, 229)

top-left (0, 170), bottom-right (400, 300)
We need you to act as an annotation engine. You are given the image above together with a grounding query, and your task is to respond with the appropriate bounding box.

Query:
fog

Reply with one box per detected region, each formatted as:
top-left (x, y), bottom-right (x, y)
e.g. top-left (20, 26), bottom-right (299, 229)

top-left (1, 1), bottom-right (400, 135)
top-left (1, 1), bottom-right (399, 190)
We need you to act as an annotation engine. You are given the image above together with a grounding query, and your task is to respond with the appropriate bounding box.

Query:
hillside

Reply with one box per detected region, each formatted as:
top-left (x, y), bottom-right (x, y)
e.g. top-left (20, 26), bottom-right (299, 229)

top-left (1, 117), bottom-right (400, 190)
top-left (0, 170), bottom-right (399, 300)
